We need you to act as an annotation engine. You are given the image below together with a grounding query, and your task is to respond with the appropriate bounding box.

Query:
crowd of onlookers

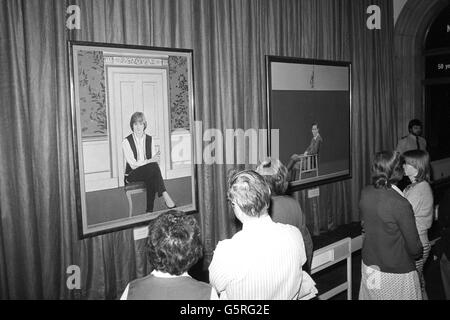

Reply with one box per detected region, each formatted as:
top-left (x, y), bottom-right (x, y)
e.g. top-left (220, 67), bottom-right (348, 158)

top-left (121, 157), bottom-right (317, 300)
top-left (120, 119), bottom-right (450, 300)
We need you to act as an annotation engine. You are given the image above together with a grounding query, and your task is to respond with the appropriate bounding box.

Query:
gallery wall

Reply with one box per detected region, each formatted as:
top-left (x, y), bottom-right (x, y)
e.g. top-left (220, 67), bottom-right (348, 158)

top-left (0, 0), bottom-right (397, 299)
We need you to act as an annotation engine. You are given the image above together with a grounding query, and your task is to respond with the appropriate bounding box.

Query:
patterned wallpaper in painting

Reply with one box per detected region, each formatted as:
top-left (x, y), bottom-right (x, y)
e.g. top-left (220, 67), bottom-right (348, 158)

top-left (78, 50), bottom-right (107, 137)
top-left (169, 56), bottom-right (190, 131)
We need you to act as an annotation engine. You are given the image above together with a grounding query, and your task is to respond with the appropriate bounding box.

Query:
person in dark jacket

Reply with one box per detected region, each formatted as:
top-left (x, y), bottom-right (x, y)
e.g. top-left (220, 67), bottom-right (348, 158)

top-left (359, 151), bottom-right (423, 300)
top-left (287, 122), bottom-right (322, 177)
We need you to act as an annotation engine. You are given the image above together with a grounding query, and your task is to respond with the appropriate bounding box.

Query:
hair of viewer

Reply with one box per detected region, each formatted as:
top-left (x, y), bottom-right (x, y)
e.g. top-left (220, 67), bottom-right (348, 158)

top-left (371, 151), bottom-right (404, 189)
top-left (256, 158), bottom-right (289, 196)
top-left (403, 150), bottom-right (431, 183)
top-left (147, 210), bottom-right (202, 276)
top-left (227, 170), bottom-right (271, 217)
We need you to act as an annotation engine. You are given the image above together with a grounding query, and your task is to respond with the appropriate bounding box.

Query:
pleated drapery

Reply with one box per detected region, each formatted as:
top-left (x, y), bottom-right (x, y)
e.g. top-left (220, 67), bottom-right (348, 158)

top-left (0, 0), bottom-right (396, 299)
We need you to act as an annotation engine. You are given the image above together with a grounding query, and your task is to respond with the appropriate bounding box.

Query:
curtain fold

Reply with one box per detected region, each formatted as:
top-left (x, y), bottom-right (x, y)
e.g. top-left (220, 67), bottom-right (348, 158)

top-left (0, 0), bottom-right (396, 299)
top-left (349, 0), bottom-right (396, 217)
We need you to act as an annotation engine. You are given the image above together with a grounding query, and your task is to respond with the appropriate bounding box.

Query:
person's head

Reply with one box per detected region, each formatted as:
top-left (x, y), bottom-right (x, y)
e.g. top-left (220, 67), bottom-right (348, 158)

top-left (311, 123), bottom-right (319, 138)
top-left (227, 170), bottom-right (271, 222)
top-left (403, 150), bottom-right (431, 183)
top-left (256, 158), bottom-right (289, 196)
top-left (130, 112), bottom-right (147, 135)
top-left (147, 210), bottom-right (202, 276)
top-left (408, 119), bottom-right (423, 137)
top-left (371, 151), bottom-right (404, 189)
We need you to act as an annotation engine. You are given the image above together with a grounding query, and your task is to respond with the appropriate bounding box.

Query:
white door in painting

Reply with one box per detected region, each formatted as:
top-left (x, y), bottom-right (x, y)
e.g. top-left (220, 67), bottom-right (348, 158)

top-left (108, 67), bottom-right (170, 187)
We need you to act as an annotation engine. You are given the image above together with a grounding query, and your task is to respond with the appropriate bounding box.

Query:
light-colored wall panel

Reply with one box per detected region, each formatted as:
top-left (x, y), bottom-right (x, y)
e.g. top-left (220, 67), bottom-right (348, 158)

top-left (83, 139), bottom-right (110, 174)
top-left (171, 130), bottom-right (191, 165)
top-left (271, 63), bottom-right (349, 91)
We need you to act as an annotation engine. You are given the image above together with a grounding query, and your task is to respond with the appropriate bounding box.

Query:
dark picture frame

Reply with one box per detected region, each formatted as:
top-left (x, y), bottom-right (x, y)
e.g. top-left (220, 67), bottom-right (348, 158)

top-left (266, 55), bottom-right (352, 191)
top-left (68, 41), bottom-right (198, 238)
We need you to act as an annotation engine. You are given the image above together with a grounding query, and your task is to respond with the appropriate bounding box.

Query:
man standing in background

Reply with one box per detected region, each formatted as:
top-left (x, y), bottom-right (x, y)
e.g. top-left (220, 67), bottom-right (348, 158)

top-left (396, 119), bottom-right (428, 190)
top-left (396, 119), bottom-right (427, 155)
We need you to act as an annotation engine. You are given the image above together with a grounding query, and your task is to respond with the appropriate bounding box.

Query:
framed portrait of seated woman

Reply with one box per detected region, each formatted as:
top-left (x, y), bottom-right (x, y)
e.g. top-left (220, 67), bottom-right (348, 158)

top-left (266, 56), bottom-right (352, 191)
top-left (68, 41), bottom-right (198, 238)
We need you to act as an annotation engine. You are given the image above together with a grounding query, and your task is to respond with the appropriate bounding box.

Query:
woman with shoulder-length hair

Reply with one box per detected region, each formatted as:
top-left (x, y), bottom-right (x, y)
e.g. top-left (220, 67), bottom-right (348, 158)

top-left (359, 151), bottom-right (423, 300)
top-left (403, 150), bottom-right (434, 299)
top-left (122, 112), bottom-right (175, 212)
top-left (256, 157), bottom-right (314, 273)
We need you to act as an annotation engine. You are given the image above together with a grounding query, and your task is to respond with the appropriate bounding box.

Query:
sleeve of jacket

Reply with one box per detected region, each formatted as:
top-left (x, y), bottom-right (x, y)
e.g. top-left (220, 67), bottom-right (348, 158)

top-left (300, 225), bottom-right (314, 273)
top-left (394, 199), bottom-right (423, 259)
top-left (306, 137), bottom-right (321, 155)
top-left (208, 240), bottom-right (233, 295)
top-left (293, 200), bottom-right (314, 272)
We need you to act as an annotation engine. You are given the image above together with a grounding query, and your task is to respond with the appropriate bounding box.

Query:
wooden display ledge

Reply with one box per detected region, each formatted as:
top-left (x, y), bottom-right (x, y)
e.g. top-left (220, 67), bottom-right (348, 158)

top-left (312, 222), bottom-right (362, 252)
top-left (312, 221), bottom-right (441, 252)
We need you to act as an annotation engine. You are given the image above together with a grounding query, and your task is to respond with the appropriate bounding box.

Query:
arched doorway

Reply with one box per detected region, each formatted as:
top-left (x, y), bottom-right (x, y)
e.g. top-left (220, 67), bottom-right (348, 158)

top-left (423, 5), bottom-right (450, 161)
top-left (394, 0), bottom-right (450, 138)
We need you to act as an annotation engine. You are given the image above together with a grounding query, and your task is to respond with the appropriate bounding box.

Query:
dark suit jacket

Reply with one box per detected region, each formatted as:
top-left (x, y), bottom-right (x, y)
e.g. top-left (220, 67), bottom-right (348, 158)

top-left (360, 185), bottom-right (423, 273)
top-left (305, 134), bottom-right (322, 155)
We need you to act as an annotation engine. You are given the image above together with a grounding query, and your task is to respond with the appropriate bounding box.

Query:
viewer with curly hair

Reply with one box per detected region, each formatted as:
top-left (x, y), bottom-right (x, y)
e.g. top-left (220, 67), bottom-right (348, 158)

top-left (120, 210), bottom-right (218, 300)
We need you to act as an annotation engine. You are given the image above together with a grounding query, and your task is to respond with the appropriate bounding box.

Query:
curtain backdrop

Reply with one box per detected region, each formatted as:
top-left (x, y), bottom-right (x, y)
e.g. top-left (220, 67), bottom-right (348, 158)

top-left (0, 0), bottom-right (396, 299)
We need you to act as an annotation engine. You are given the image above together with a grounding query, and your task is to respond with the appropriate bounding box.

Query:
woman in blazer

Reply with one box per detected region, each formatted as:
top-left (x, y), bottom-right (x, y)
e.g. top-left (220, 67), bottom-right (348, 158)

top-left (359, 151), bottom-right (423, 300)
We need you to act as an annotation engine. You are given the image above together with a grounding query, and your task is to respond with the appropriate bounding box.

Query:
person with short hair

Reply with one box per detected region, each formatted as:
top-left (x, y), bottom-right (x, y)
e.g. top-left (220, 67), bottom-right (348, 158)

top-left (208, 170), bottom-right (317, 300)
top-left (304, 122), bottom-right (322, 156)
top-left (396, 119), bottom-right (428, 190)
top-left (256, 157), bottom-right (314, 272)
top-left (122, 112), bottom-right (175, 212)
top-left (359, 151), bottom-right (423, 300)
top-left (288, 122), bottom-right (322, 177)
top-left (396, 119), bottom-right (427, 155)
top-left (120, 210), bottom-right (218, 300)
top-left (403, 150), bottom-right (434, 299)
